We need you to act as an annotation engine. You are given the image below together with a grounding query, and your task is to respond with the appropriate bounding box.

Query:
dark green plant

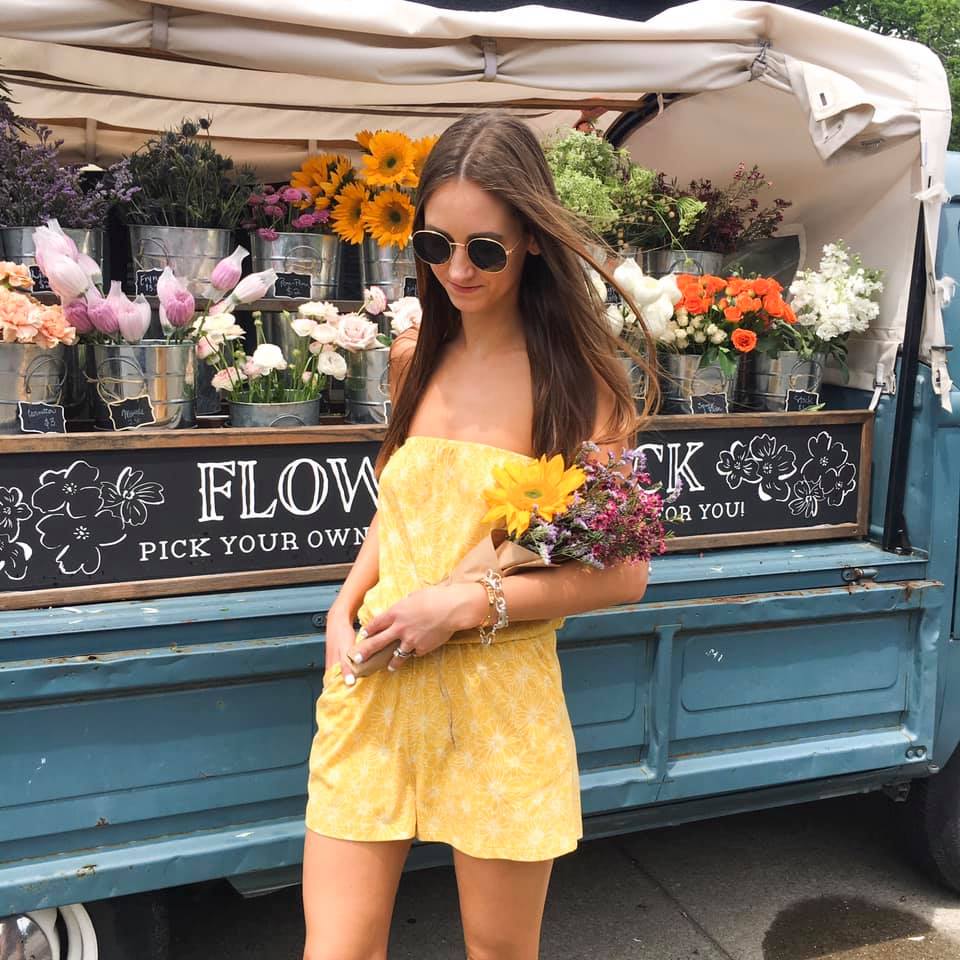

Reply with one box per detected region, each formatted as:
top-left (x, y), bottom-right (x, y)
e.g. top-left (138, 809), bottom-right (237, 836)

top-left (121, 118), bottom-right (257, 229)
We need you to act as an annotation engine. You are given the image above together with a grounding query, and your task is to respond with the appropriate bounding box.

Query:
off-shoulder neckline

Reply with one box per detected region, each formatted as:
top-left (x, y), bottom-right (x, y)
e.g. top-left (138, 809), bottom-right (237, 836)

top-left (404, 434), bottom-right (536, 461)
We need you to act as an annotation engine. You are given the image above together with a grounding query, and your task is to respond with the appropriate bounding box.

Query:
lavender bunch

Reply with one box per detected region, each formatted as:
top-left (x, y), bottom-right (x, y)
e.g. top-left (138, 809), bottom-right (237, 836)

top-left (519, 442), bottom-right (677, 569)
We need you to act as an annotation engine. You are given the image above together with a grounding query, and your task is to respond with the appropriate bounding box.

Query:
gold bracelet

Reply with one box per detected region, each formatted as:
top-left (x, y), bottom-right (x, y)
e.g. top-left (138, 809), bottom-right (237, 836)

top-left (478, 579), bottom-right (497, 630)
top-left (477, 568), bottom-right (508, 645)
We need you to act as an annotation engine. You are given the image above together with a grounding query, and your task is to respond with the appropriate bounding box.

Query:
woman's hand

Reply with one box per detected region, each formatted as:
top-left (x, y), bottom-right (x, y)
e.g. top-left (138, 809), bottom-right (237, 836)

top-left (325, 608), bottom-right (362, 687)
top-left (349, 582), bottom-right (488, 673)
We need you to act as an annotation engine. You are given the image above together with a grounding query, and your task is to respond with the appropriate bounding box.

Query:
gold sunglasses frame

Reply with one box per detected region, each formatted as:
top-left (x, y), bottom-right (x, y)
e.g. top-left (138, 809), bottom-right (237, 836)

top-left (411, 229), bottom-right (523, 274)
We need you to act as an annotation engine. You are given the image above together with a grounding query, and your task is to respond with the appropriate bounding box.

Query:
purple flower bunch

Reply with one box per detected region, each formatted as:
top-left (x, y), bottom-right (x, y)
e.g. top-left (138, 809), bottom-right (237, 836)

top-left (243, 184), bottom-right (331, 241)
top-left (0, 115), bottom-right (138, 229)
top-left (519, 442), bottom-right (677, 568)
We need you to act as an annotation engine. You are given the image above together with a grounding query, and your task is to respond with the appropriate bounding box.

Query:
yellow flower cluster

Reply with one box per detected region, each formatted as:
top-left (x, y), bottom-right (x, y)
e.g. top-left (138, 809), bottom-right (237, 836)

top-left (290, 154), bottom-right (353, 210)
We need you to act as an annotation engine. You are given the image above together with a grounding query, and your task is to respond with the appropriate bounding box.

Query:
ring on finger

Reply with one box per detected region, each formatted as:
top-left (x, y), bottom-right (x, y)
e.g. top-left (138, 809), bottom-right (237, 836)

top-left (392, 646), bottom-right (415, 659)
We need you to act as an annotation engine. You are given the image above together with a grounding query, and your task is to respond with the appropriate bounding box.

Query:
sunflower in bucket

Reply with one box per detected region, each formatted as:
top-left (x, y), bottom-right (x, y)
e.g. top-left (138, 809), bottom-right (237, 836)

top-left (330, 129), bottom-right (438, 248)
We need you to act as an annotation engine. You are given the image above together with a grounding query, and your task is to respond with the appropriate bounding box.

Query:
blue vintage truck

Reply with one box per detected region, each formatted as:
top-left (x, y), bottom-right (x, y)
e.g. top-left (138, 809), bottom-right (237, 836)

top-left (1, 2), bottom-right (958, 957)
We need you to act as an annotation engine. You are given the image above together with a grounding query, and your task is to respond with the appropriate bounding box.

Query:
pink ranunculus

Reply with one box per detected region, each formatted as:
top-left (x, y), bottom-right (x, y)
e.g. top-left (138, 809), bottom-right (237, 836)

top-left (247, 193), bottom-right (263, 206)
top-left (64, 298), bottom-right (94, 336)
top-left (210, 245), bottom-right (249, 292)
top-left (211, 366), bottom-right (248, 392)
top-left (291, 214), bottom-right (317, 231)
top-left (257, 228), bottom-right (279, 242)
top-left (232, 269), bottom-right (277, 304)
top-left (281, 187), bottom-right (305, 203)
top-left (118, 295), bottom-right (152, 343)
top-left (85, 286), bottom-right (120, 336)
top-left (196, 336), bottom-right (219, 361)
top-left (45, 254), bottom-right (91, 302)
top-left (262, 184), bottom-right (277, 195)
top-left (262, 204), bottom-right (285, 219)
top-left (336, 313), bottom-right (380, 352)
top-left (32, 220), bottom-right (79, 276)
top-left (242, 357), bottom-right (264, 379)
top-left (363, 286), bottom-right (388, 316)
top-left (313, 208), bottom-right (330, 223)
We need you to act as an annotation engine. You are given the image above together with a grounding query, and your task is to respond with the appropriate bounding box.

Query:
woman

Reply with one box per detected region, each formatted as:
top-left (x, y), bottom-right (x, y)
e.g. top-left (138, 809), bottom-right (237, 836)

top-left (302, 112), bottom-right (657, 960)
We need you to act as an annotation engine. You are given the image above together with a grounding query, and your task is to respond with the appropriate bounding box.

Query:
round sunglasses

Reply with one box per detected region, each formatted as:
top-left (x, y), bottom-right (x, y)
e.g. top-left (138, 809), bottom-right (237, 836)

top-left (411, 229), bottom-right (522, 274)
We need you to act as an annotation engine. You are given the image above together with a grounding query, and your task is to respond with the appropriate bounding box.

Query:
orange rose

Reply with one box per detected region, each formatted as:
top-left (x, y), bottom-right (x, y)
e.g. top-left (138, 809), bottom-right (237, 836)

top-left (703, 275), bottom-right (727, 295)
top-left (752, 278), bottom-right (771, 296)
top-left (726, 278), bottom-right (745, 296)
top-left (784, 304), bottom-right (797, 324)
top-left (731, 328), bottom-right (758, 353)
top-left (683, 296), bottom-right (706, 315)
top-left (763, 294), bottom-right (786, 318)
top-left (723, 306), bottom-right (743, 323)
top-left (736, 293), bottom-right (762, 313)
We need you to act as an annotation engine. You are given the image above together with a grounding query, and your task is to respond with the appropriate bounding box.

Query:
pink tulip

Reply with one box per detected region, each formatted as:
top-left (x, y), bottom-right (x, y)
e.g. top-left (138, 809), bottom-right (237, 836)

top-left (210, 245), bottom-right (248, 292)
top-left (64, 298), bottom-right (94, 336)
top-left (32, 220), bottom-right (79, 277)
top-left (118, 295), bottom-right (152, 343)
top-left (85, 286), bottom-right (120, 336)
top-left (232, 269), bottom-right (277, 304)
top-left (45, 253), bottom-right (91, 302)
top-left (156, 267), bottom-right (195, 330)
top-left (76, 252), bottom-right (103, 286)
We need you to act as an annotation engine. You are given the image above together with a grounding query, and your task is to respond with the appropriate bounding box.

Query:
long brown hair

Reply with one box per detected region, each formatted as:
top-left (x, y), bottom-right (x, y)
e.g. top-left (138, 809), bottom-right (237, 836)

top-left (376, 111), bottom-right (659, 474)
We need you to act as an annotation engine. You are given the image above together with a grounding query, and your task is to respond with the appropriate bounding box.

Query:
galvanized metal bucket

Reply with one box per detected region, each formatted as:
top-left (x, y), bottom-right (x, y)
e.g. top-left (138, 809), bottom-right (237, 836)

top-left (659, 352), bottom-right (740, 414)
top-left (358, 238), bottom-right (416, 321)
top-left (0, 227), bottom-right (107, 283)
top-left (345, 347), bottom-right (390, 424)
top-left (128, 225), bottom-right (232, 298)
top-left (90, 341), bottom-right (196, 429)
top-left (641, 248), bottom-right (725, 278)
top-left (249, 232), bottom-right (342, 300)
top-left (229, 395), bottom-right (320, 427)
top-left (747, 351), bottom-right (826, 411)
top-left (0, 344), bottom-right (67, 434)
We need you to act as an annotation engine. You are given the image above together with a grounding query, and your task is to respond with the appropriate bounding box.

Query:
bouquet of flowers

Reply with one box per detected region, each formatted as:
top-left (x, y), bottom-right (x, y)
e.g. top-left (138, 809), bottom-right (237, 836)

top-left (330, 130), bottom-right (437, 248)
top-left (198, 310), bottom-right (347, 403)
top-left (297, 286), bottom-right (422, 352)
top-left (656, 164), bottom-right (791, 255)
top-left (781, 241), bottom-right (883, 373)
top-left (660, 273), bottom-right (795, 377)
top-left (245, 154), bottom-right (354, 240)
top-left (0, 261), bottom-right (76, 348)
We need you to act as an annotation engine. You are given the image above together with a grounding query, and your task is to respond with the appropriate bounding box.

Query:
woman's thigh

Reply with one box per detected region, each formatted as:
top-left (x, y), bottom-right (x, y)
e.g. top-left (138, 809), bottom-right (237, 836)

top-left (302, 826), bottom-right (413, 960)
top-left (453, 847), bottom-right (555, 960)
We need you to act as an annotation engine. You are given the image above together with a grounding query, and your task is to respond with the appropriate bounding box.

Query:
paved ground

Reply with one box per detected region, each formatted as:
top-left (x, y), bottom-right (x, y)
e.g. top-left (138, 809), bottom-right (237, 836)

top-left (168, 794), bottom-right (960, 959)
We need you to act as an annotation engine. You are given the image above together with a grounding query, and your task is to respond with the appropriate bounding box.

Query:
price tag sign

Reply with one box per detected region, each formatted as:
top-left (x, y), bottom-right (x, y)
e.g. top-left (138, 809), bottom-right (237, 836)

top-left (786, 389), bottom-right (821, 411)
top-left (135, 269), bottom-right (163, 297)
top-left (28, 265), bottom-right (52, 294)
top-left (604, 281), bottom-right (621, 305)
top-left (690, 392), bottom-right (729, 414)
top-left (274, 272), bottom-right (312, 300)
top-left (108, 395), bottom-right (156, 430)
top-left (402, 276), bottom-right (418, 298)
top-left (17, 401), bottom-right (66, 434)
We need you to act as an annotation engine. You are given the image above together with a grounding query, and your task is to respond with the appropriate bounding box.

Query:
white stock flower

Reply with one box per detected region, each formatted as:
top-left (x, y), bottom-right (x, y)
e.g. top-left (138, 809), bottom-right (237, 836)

top-left (613, 258), bottom-right (662, 307)
top-left (587, 269), bottom-right (608, 302)
top-left (640, 296), bottom-right (674, 340)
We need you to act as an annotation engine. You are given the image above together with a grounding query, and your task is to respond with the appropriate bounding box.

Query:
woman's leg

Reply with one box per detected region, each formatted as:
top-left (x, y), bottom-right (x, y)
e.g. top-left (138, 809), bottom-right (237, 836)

top-left (302, 827), bottom-right (413, 960)
top-left (453, 848), bottom-right (555, 960)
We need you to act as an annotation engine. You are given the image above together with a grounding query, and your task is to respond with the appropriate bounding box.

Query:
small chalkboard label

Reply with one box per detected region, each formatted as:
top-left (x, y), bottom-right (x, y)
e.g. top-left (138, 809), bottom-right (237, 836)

top-left (690, 392), bottom-right (729, 414)
top-left (604, 281), bottom-right (621, 305)
top-left (28, 265), bottom-right (52, 293)
top-left (274, 271), bottom-right (312, 300)
top-left (402, 276), bottom-right (418, 298)
top-left (786, 389), bottom-right (821, 411)
top-left (108, 395), bottom-right (156, 430)
top-left (135, 269), bottom-right (163, 297)
top-left (17, 401), bottom-right (66, 434)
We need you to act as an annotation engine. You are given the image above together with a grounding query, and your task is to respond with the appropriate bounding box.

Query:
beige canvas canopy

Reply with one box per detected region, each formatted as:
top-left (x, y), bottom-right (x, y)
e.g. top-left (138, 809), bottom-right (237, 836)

top-left (0, 0), bottom-right (953, 402)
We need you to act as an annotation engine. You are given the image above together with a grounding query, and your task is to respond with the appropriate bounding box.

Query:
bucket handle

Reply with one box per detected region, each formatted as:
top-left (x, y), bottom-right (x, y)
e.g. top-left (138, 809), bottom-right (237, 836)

top-left (24, 353), bottom-right (67, 403)
top-left (270, 414), bottom-right (307, 427)
top-left (378, 364), bottom-right (391, 400)
top-left (787, 357), bottom-right (824, 391)
top-left (666, 252), bottom-right (706, 276)
top-left (93, 356), bottom-right (149, 404)
top-left (134, 235), bottom-right (173, 266)
top-left (281, 245), bottom-right (323, 274)
top-left (689, 364), bottom-right (729, 393)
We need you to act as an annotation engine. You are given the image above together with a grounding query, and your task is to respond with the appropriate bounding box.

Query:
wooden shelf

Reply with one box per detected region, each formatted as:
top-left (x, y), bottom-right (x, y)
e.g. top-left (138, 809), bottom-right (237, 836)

top-left (34, 291), bottom-right (363, 313)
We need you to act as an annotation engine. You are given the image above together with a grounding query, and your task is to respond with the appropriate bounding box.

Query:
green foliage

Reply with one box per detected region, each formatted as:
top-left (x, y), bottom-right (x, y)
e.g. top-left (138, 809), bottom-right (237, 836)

top-left (826, 0), bottom-right (960, 150)
top-left (121, 118), bottom-right (258, 229)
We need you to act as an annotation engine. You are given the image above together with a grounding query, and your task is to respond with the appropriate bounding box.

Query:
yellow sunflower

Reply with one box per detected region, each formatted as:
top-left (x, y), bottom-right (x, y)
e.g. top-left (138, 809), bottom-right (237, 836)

top-left (482, 455), bottom-right (586, 537)
top-left (290, 153), bottom-right (352, 208)
top-left (331, 182), bottom-right (370, 245)
top-left (361, 131), bottom-right (414, 187)
top-left (361, 188), bottom-right (415, 248)
top-left (400, 134), bottom-right (440, 188)
top-left (355, 129), bottom-right (376, 150)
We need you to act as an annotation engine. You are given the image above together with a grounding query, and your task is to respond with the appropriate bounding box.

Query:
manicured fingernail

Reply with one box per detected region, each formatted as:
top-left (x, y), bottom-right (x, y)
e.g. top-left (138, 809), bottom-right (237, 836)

top-left (357, 628), bottom-right (368, 640)
top-left (350, 651), bottom-right (364, 664)
top-left (387, 664), bottom-right (396, 672)
top-left (344, 673), bottom-right (356, 686)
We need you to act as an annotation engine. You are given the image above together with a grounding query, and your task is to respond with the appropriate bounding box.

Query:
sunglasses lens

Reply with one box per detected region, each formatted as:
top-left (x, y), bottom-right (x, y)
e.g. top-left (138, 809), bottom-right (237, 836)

top-left (468, 238), bottom-right (509, 272)
top-left (412, 231), bottom-right (451, 264)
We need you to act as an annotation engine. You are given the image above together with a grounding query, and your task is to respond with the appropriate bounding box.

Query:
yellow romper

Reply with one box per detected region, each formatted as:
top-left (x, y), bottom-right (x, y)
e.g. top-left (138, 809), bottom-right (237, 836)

top-left (305, 435), bottom-right (584, 861)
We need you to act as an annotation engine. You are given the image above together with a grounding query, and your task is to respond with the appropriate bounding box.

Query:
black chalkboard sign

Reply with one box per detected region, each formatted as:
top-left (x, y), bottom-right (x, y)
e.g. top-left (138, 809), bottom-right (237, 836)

top-left (28, 265), bottom-right (52, 294)
top-left (108, 396), bottom-right (156, 430)
top-left (403, 276), bottom-right (418, 298)
top-left (690, 393), bottom-right (729, 414)
top-left (604, 281), bottom-right (621, 305)
top-left (17, 401), bottom-right (66, 434)
top-left (135, 269), bottom-right (163, 297)
top-left (786, 389), bottom-right (821, 411)
top-left (274, 271), bottom-right (312, 299)
top-left (0, 434), bottom-right (380, 602)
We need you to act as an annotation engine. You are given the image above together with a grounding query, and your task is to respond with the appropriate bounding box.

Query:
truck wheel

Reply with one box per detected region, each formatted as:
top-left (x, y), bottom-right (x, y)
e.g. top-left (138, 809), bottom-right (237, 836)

top-left (900, 752), bottom-right (960, 894)
top-left (0, 892), bottom-right (168, 960)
